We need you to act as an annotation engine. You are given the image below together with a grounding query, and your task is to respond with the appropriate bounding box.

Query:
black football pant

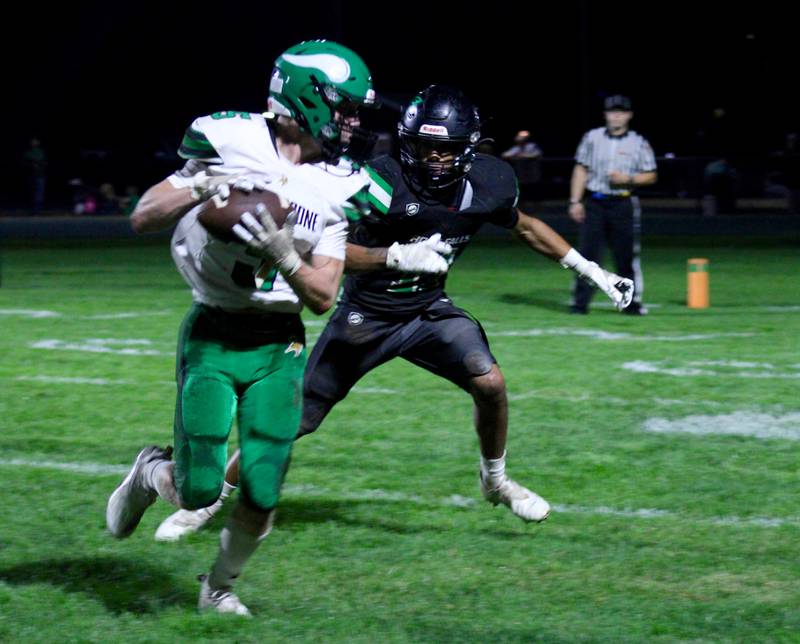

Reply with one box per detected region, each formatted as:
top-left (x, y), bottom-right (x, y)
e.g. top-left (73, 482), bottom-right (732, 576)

top-left (572, 196), bottom-right (643, 310)
top-left (298, 298), bottom-right (496, 438)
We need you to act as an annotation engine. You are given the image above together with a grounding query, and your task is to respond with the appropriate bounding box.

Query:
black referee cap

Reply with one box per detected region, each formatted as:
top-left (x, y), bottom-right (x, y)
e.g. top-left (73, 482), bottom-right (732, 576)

top-left (604, 95), bottom-right (632, 111)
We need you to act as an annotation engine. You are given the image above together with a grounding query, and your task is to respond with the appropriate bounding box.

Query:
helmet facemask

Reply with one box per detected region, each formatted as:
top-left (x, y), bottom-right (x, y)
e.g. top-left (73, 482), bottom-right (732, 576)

top-left (398, 130), bottom-right (480, 190)
top-left (314, 81), bottom-right (378, 162)
top-left (397, 85), bottom-right (482, 191)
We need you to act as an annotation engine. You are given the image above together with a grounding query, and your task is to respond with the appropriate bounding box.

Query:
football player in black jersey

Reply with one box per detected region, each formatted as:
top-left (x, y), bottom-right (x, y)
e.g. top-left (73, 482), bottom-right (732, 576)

top-left (156, 85), bottom-right (633, 536)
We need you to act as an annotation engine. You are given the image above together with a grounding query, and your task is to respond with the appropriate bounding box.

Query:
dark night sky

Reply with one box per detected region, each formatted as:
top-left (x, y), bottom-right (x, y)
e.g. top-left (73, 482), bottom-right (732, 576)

top-left (5, 1), bottom-right (798, 199)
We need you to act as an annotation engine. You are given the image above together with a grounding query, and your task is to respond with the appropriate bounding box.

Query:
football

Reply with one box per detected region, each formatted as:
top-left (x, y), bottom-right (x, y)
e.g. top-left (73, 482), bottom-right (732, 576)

top-left (197, 187), bottom-right (294, 242)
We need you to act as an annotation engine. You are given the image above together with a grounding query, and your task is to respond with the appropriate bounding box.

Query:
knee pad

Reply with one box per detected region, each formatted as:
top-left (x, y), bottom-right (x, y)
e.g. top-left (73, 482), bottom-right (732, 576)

top-left (239, 449), bottom-right (292, 512)
top-left (463, 349), bottom-right (494, 378)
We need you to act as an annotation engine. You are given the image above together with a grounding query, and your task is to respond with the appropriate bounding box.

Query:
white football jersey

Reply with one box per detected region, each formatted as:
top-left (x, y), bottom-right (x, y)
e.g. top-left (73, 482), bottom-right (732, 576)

top-left (169, 112), bottom-right (368, 313)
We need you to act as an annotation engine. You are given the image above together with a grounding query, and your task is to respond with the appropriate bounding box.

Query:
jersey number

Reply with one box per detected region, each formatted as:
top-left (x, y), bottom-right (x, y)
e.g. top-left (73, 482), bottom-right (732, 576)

top-left (211, 111), bottom-right (251, 120)
top-left (231, 261), bottom-right (277, 291)
top-left (255, 263), bottom-right (278, 291)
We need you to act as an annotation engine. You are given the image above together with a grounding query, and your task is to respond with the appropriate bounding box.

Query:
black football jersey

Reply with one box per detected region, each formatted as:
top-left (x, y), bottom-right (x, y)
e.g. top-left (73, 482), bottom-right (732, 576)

top-left (342, 154), bottom-right (519, 315)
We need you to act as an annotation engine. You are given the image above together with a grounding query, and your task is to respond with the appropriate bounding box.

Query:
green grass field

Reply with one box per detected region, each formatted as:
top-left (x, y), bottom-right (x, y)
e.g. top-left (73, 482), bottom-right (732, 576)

top-left (0, 234), bottom-right (798, 642)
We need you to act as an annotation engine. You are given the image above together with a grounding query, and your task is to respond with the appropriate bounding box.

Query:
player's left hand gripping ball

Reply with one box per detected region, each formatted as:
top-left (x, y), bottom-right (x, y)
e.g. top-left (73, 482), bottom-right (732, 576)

top-left (233, 204), bottom-right (302, 275)
top-left (190, 172), bottom-right (271, 205)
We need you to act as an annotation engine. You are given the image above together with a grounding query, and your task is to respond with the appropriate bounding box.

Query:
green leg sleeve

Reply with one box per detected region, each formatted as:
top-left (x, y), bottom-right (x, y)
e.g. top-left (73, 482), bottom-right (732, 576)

top-left (173, 373), bottom-right (236, 511)
top-left (237, 349), bottom-right (306, 511)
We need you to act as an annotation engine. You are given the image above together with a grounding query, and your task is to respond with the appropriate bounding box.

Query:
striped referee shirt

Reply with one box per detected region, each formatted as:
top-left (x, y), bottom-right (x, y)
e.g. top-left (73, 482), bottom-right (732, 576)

top-left (575, 128), bottom-right (657, 195)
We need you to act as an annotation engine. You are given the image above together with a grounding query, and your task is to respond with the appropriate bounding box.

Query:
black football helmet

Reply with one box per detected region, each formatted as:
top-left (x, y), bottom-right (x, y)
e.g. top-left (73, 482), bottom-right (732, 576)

top-left (398, 85), bottom-right (481, 190)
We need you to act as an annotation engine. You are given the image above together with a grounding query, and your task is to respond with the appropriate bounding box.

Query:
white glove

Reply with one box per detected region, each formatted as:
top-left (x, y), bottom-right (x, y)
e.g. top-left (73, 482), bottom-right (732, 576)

top-left (232, 203), bottom-right (302, 276)
top-left (229, 175), bottom-right (271, 194)
top-left (560, 248), bottom-right (634, 311)
top-left (189, 172), bottom-right (271, 205)
top-left (386, 233), bottom-right (453, 274)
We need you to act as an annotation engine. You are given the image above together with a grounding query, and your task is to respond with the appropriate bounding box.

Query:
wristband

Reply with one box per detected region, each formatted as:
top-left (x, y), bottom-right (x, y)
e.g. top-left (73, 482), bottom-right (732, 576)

top-left (559, 248), bottom-right (592, 275)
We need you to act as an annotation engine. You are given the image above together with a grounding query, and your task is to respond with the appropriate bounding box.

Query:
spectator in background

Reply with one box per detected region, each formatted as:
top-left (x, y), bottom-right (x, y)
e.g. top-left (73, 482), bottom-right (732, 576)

top-left (120, 185), bottom-right (141, 216)
top-left (476, 140), bottom-right (495, 156)
top-left (697, 107), bottom-right (737, 216)
top-left (702, 158), bottom-right (737, 216)
top-left (68, 178), bottom-right (97, 215)
top-left (502, 130), bottom-right (542, 203)
top-left (771, 132), bottom-right (800, 214)
top-left (97, 183), bottom-right (121, 215)
top-left (23, 138), bottom-right (47, 213)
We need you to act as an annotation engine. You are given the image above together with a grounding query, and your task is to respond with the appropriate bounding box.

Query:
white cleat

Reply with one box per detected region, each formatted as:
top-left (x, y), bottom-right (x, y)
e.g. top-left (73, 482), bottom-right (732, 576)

top-left (198, 574), bottom-right (251, 616)
top-left (480, 473), bottom-right (551, 523)
top-left (155, 506), bottom-right (218, 542)
top-left (106, 445), bottom-right (172, 539)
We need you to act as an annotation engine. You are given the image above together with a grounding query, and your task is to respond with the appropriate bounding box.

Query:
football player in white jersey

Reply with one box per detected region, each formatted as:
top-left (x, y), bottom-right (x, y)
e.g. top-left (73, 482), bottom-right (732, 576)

top-left (155, 86), bottom-right (635, 543)
top-left (105, 40), bottom-right (394, 616)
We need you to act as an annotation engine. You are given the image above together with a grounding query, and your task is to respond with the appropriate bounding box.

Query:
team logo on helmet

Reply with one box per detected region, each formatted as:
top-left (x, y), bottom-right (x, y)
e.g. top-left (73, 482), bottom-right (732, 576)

top-left (281, 53), bottom-right (351, 83)
top-left (419, 124), bottom-right (449, 136)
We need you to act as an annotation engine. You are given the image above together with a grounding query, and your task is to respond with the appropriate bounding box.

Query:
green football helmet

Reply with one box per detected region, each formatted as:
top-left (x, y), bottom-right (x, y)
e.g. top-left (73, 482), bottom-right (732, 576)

top-left (269, 40), bottom-right (375, 154)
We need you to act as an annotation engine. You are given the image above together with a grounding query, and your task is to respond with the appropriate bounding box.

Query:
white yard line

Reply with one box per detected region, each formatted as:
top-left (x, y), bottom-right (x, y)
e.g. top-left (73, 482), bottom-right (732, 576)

top-left (691, 360), bottom-right (774, 368)
top-left (492, 328), bottom-right (755, 341)
top-left (1, 457), bottom-right (798, 529)
top-left (15, 375), bottom-right (136, 386)
top-left (643, 411), bottom-right (800, 441)
top-left (29, 338), bottom-right (172, 357)
top-left (81, 311), bottom-right (175, 320)
top-left (623, 360), bottom-right (800, 379)
top-left (1, 373), bottom-right (749, 410)
top-left (0, 309), bottom-right (61, 318)
top-left (1, 310), bottom-right (175, 320)
top-left (574, 301), bottom-right (663, 310)
top-left (0, 458), bottom-right (129, 475)
top-left (505, 391), bottom-right (727, 408)
top-left (5, 304), bottom-right (796, 326)
top-left (351, 387), bottom-right (401, 395)
top-left (12, 375), bottom-right (175, 386)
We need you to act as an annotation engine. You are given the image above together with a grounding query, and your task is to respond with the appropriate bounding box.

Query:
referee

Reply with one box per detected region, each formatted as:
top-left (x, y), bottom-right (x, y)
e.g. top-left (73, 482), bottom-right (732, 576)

top-left (568, 95), bottom-right (657, 315)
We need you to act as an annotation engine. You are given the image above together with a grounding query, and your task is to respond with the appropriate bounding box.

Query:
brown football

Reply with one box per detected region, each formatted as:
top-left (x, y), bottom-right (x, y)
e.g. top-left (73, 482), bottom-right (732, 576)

top-left (197, 187), bottom-right (294, 242)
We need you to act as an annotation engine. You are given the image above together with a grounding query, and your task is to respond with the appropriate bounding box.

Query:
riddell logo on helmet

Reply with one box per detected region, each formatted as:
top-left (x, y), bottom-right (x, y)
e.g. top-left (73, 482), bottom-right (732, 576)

top-left (419, 124), bottom-right (448, 136)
